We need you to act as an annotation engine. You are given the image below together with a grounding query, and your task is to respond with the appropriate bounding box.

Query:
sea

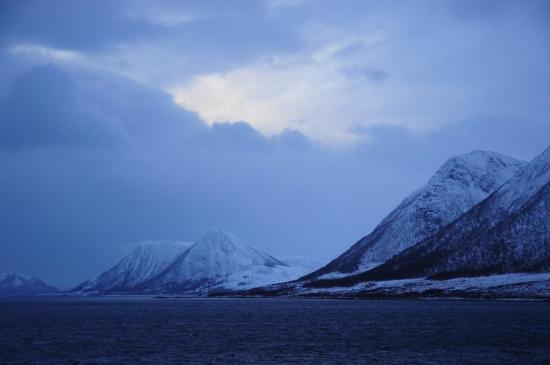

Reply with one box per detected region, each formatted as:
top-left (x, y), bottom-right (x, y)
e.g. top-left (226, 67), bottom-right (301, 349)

top-left (1, 297), bottom-right (549, 364)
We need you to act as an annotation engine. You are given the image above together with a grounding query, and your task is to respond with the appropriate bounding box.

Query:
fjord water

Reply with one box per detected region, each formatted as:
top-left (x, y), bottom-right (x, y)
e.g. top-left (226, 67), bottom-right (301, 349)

top-left (1, 298), bottom-right (548, 364)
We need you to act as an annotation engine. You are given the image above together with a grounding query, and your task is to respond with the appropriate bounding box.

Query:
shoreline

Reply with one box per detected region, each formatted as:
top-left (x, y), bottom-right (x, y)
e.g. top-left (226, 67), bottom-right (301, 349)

top-left (1, 293), bottom-right (548, 303)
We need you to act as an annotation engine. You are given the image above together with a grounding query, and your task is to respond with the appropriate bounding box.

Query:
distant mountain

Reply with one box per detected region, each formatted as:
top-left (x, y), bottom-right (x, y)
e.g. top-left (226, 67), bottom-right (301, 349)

top-left (73, 230), bottom-right (324, 295)
top-left (310, 146), bottom-right (550, 288)
top-left (0, 273), bottom-right (58, 297)
top-left (304, 151), bottom-right (525, 280)
top-left (72, 241), bottom-right (192, 294)
top-left (142, 229), bottom-right (323, 294)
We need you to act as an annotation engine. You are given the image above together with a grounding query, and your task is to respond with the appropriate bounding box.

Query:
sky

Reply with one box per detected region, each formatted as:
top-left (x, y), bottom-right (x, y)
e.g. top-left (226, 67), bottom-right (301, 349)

top-left (1, 0), bottom-right (549, 287)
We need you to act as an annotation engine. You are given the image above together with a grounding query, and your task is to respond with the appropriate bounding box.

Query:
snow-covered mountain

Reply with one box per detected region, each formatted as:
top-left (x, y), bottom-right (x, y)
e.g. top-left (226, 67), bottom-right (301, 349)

top-left (304, 151), bottom-right (525, 280)
top-left (358, 145), bottom-right (550, 281)
top-left (0, 273), bottom-right (58, 297)
top-left (72, 241), bottom-right (192, 293)
top-left (142, 229), bottom-right (323, 294)
top-left (308, 146), bottom-right (550, 288)
top-left (73, 230), bottom-right (324, 295)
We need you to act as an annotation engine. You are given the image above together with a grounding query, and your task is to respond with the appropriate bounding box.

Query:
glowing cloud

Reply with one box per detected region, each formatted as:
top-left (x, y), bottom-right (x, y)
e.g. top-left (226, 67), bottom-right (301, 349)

top-left (9, 44), bottom-right (84, 62)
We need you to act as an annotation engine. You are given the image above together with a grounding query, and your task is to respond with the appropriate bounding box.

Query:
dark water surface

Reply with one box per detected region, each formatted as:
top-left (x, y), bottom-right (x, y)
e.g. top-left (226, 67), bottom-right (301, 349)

top-left (0, 297), bottom-right (549, 364)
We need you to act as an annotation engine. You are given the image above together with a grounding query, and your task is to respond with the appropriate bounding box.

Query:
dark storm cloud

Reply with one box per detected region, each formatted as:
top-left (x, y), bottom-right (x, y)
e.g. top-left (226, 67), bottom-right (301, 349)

top-left (0, 65), bottom-right (126, 148)
top-left (0, 0), bottom-right (302, 71)
top-left (272, 129), bottom-right (311, 151)
top-left (0, 0), bottom-right (142, 50)
top-left (204, 122), bottom-right (270, 152)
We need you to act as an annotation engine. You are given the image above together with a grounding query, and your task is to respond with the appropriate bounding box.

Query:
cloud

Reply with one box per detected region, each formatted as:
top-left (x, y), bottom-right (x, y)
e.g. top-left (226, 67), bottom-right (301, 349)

top-left (272, 128), bottom-right (311, 150)
top-left (169, 45), bottom-right (388, 145)
top-left (265, 0), bottom-right (310, 11)
top-left (1, 0), bottom-right (304, 87)
top-left (9, 44), bottom-right (84, 62)
top-left (0, 0), bottom-right (150, 51)
top-left (168, 1), bottom-right (550, 145)
top-left (125, 1), bottom-right (196, 27)
top-left (8, 1), bottom-right (547, 147)
top-left (0, 65), bottom-right (126, 149)
top-left (165, 25), bottom-right (437, 145)
top-left (342, 66), bottom-right (389, 83)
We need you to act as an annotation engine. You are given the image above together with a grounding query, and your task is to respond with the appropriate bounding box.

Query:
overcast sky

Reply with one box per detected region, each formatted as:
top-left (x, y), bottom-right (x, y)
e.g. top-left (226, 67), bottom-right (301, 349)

top-left (1, 0), bottom-right (549, 287)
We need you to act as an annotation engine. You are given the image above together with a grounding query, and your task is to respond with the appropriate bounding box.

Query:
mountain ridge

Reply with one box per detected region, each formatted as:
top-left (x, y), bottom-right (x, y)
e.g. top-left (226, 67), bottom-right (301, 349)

top-left (307, 146), bottom-right (550, 288)
top-left (302, 150), bottom-right (525, 280)
top-left (72, 229), bottom-right (324, 295)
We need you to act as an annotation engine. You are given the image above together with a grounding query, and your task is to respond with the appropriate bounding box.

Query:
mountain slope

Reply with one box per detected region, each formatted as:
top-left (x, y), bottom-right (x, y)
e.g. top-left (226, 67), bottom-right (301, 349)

top-left (304, 151), bottom-right (525, 280)
top-left (313, 146), bottom-right (550, 287)
top-left (0, 273), bottom-right (58, 297)
top-left (72, 241), bottom-right (192, 293)
top-left (142, 229), bottom-right (322, 294)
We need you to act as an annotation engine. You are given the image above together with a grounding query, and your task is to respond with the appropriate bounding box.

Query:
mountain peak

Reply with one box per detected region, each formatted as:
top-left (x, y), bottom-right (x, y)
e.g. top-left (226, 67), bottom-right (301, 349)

top-left (438, 150), bottom-right (523, 172)
top-left (444, 150), bottom-right (517, 163)
top-left (146, 230), bottom-right (294, 293)
top-left (191, 229), bottom-right (245, 258)
top-left (432, 150), bottom-right (525, 194)
top-left (187, 229), bottom-right (281, 268)
top-left (198, 228), bottom-right (238, 244)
